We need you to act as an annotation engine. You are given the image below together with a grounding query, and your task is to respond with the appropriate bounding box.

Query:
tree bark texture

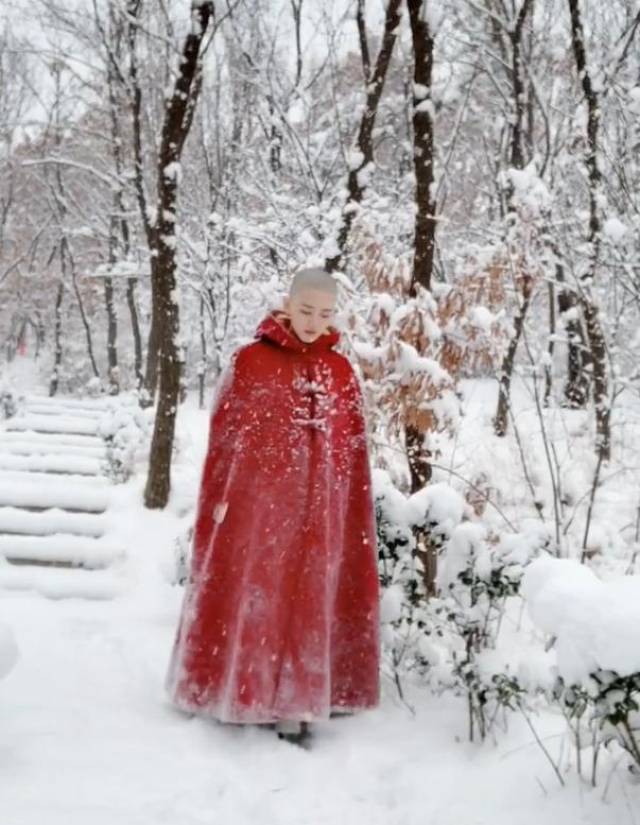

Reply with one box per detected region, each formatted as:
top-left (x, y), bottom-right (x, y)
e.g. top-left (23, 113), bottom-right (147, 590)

top-left (492, 0), bottom-right (535, 437)
top-left (566, 0), bottom-right (610, 461)
top-left (144, 1), bottom-right (216, 509)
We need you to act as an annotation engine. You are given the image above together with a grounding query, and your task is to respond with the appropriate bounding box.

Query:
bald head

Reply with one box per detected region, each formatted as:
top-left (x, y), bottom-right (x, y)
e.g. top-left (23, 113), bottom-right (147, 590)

top-left (289, 266), bottom-right (337, 300)
top-left (282, 266), bottom-right (338, 344)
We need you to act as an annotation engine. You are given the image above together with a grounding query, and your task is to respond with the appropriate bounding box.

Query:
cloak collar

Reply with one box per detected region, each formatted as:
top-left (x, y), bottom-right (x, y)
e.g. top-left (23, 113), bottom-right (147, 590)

top-left (255, 309), bottom-right (340, 353)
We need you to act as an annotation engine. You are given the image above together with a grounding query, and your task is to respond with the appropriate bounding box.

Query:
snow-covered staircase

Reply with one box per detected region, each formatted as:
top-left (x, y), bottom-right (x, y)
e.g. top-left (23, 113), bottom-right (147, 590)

top-left (0, 396), bottom-right (126, 600)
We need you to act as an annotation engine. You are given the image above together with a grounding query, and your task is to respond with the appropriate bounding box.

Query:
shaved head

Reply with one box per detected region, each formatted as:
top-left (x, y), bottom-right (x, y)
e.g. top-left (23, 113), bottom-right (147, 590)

top-left (289, 266), bottom-right (337, 300)
top-left (282, 266), bottom-right (338, 344)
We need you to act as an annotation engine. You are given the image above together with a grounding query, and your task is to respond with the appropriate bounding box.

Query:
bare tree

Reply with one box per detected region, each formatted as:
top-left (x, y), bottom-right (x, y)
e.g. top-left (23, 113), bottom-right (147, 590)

top-left (325, 0), bottom-right (403, 273)
top-left (407, 0), bottom-right (437, 296)
top-left (405, 0), bottom-right (438, 596)
top-left (143, 1), bottom-right (217, 509)
top-left (46, 61), bottom-right (101, 390)
top-left (488, 0), bottom-right (536, 437)
top-left (565, 0), bottom-right (611, 462)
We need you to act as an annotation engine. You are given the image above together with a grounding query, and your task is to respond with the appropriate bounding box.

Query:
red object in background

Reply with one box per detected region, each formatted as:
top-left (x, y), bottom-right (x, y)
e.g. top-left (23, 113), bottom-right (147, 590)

top-left (17, 338), bottom-right (27, 356)
top-left (165, 309), bottom-right (380, 723)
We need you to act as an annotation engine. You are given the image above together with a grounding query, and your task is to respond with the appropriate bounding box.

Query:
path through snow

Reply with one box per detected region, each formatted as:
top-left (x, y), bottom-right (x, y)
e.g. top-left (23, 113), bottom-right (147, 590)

top-left (1, 580), bottom-right (635, 825)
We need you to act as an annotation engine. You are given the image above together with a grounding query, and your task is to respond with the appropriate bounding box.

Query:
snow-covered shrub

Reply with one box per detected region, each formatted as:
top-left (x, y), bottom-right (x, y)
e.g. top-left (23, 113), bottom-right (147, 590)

top-left (522, 556), bottom-right (640, 778)
top-left (344, 231), bottom-right (460, 451)
top-left (350, 224), bottom-right (514, 387)
top-left (96, 399), bottom-right (152, 482)
top-left (376, 469), bottom-right (550, 739)
top-left (552, 671), bottom-right (640, 778)
top-left (430, 521), bottom-right (549, 740)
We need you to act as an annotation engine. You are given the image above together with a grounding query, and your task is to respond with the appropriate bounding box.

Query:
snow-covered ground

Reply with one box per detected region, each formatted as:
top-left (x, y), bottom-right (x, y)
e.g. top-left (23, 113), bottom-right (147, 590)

top-left (3, 578), bottom-right (635, 825)
top-left (1, 370), bottom-right (639, 823)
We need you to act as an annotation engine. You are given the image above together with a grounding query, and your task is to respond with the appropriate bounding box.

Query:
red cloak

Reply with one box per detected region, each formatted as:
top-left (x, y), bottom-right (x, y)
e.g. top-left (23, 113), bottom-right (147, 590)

top-left (165, 309), bottom-right (380, 723)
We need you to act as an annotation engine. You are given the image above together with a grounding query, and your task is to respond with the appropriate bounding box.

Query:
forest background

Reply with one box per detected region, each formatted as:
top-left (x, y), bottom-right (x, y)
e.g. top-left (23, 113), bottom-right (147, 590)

top-left (1, 0), bottom-right (640, 818)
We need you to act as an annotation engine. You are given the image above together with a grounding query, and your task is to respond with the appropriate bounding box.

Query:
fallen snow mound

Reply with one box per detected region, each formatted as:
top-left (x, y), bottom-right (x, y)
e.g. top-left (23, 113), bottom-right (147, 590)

top-left (521, 555), bottom-right (640, 683)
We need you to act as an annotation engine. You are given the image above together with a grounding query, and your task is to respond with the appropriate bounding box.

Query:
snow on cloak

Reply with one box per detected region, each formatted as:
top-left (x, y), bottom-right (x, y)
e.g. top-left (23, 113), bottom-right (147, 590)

top-left (165, 309), bottom-right (381, 724)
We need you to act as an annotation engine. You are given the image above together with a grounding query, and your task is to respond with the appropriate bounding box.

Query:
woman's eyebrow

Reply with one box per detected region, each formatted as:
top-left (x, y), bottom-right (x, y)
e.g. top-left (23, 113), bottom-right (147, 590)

top-left (301, 303), bottom-right (333, 312)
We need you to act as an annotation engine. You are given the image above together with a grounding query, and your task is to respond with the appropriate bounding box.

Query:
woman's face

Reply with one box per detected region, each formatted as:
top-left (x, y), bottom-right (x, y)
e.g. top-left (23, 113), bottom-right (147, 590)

top-left (283, 288), bottom-right (336, 343)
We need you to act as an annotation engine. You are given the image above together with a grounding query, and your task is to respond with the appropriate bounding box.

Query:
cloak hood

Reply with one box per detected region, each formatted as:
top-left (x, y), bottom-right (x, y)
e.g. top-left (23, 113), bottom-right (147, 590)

top-left (255, 308), bottom-right (340, 353)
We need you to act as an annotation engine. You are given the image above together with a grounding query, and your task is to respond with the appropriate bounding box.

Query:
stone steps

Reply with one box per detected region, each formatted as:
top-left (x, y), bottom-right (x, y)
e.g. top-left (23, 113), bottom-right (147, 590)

top-left (0, 394), bottom-right (127, 599)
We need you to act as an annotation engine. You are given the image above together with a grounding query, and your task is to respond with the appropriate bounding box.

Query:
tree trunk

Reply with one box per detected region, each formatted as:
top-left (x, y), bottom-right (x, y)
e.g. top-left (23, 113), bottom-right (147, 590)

top-left (50, 63), bottom-right (100, 385)
top-left (142, 316), bottom-right (160, 406)
top-left (558, 283), bottom-right (590, 408)
top-left (407, 0), bottom-right (436, 294)
top-left (49, 281), bottom-right (64, 397)
top-left (66, 239), bottom-right (100, 381)
top-left (325, 0), bottom-right (403, 273)
top-left (566, 0), bottom-right (610, 461)
top-left (126, 0), bottom-right (160, 406)
top-left (104, 25), bottom-right (128, 396)
top-left (144, 1), bottom-right (215, 509)
top-left (494, 274), bottom-right (534, 435)
top-left (492, 0), bottom-right (535, 436)
top-left (103, 270), bottom-right (119, 394)
top-left (126, 277), bottom-right (144, 391)
top-left (406, 0), bottom-right (438, 597)
top-left (544, 277), bottom-right (556, 406)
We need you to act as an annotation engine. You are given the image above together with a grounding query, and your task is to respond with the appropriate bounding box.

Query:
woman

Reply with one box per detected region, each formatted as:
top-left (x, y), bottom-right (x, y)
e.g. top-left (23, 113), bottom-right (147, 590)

top-left (165, 266), bottom-right (380, 748)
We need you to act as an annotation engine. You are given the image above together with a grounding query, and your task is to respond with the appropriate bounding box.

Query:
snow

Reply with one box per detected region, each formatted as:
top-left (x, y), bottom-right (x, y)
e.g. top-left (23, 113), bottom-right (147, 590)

top-left (0, 506), bottom-right (107, 537)
top-left (6, 414), bottom-right (100, 436)
top-left (347, 149), bottom-right (365, 170)
top-left (0, 578), bottom-right (630, 825)
top-left (372, 472), bottom-right (468, 547)
top-left (0, 384), bottom-right (639, 822)
top-left (356, 161), bottom-right (374, 189)
top-left (602, 216), bottom-right (628, 242)
top-left (380, 583), bottom-right (404, 623)
top-left (521, 555), bottom-right (640, 682)
top-left (468, 305), bottom-right (495, 331)
top-left (413, 82), bottom-right (429, 99)
top-left (423, 2), bottom-right (445, 33)
top-left (0, 436), bottom-right (106, 457)
top-left (23, 402), bottom-right (108, 419)
top-left (407, 481), bottom-right (466, 531)
top-left (0, 565), bottom-right (125, 601)
top-left (0, 534), bottom-right (124, 567)
top-left (0, 477), bottom-right (111, 511)
top-left (163, 161), bottom-right (182, 181)
top-left (89, 260), bottom-right (151, 279)
top-left (0, 452), bottom-right (104, 475)
top-left (502, 163), bottom-right (551, 214)
top-left (0, 619), bottom-right (18, 679)
top-left (438, 520), bottom-right (489, 590)
top-left (414, 99), bottom-right (436, 118)
top-left (396, 340), bottom-right (450, 385)
top-left (160, 233), bottom-right (177, 250)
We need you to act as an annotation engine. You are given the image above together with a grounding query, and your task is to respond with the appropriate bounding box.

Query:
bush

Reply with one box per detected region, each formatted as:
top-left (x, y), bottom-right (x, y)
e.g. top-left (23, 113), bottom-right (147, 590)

top-left (375, 469), bottom-right (550, 740)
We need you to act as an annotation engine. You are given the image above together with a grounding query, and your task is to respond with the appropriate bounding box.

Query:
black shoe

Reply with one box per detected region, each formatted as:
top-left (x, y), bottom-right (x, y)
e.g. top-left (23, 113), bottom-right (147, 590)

top-left (276, 720), bottom-right (312, 749)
